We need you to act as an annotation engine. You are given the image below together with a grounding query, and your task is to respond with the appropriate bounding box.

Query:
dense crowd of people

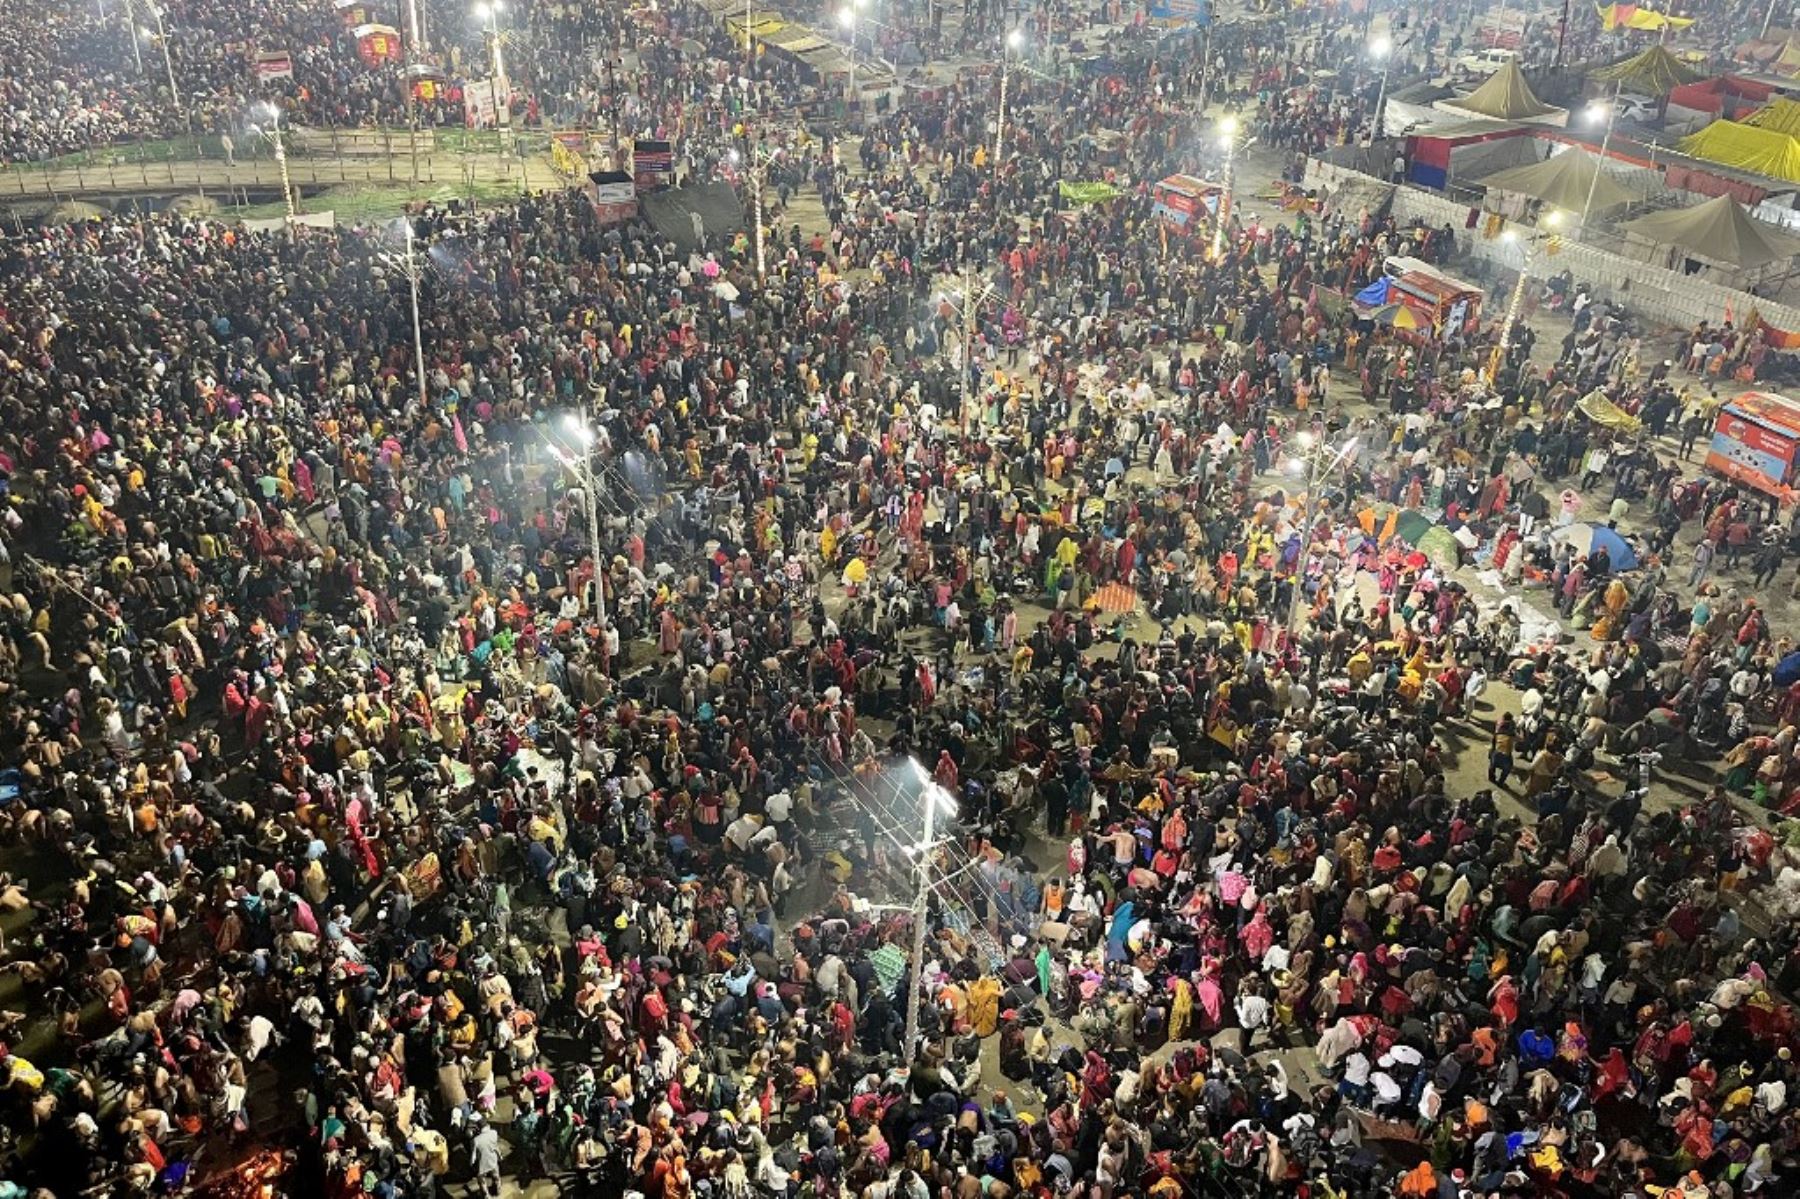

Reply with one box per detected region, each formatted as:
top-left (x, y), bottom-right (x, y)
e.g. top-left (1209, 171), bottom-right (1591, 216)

top-left (7, 4), bottom-right (1800, 1199)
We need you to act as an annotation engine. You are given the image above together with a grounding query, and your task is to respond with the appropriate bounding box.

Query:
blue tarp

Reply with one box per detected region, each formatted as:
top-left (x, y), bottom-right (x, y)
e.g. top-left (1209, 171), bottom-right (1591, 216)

top-left (1148, 0), bottom-right (1210, 24)
top-left (1775, 648), bottom-right (1800, 687)
top-left (1354, 277), bottom-right (1392, 306)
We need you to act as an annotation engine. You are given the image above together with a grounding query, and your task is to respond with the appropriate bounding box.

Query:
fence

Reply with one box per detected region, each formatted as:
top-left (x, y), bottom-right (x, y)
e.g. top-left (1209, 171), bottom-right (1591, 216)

top-left (289, 126), bottom-right (437, 158)
top-left (1303, 155), bottom-right (1800, 335)
top-left (0, 155), bottom-right (451, 200)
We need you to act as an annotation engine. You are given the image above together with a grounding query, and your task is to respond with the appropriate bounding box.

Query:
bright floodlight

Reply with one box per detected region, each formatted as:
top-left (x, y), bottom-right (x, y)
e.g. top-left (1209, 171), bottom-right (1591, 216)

top-left (261, 101), bottom-right (280, 120)
top-left (1006, 28), bottom-right (1024, 49)
top-left (837, 8), bottom-right (854, 27)
top-left (1370, 35), bottom-right (1392, 58)
top-left (561, 414), bottom-right (593, 444)
top-left (1501, 229), bottom-right (1518, 243)
top-left (1296, 429), bottom-right (1316, 449)
top-left (728, 148), bottom-right (741, 164)
top-left (1286, 458), bottom-right (1306, 476)
top-left (1543, 209), bottom-right (1564, 228)
top-left (1219, 115), bottom-right (1239, 140)
top-left (1586, 100), bottom-right (1610, 125)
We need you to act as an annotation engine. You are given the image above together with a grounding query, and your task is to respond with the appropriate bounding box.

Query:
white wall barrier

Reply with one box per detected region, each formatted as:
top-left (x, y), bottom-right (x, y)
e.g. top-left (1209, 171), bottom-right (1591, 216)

top-left (1303, 157), bottom-right (1800, 336)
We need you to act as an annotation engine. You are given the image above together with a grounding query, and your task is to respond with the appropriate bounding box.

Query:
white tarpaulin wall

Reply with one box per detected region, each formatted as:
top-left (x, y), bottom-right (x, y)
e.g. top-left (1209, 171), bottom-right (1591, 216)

top-left (1445, 136), bottom-right (1539, 189)
top-left (241, 211), bottom-right (337, 233)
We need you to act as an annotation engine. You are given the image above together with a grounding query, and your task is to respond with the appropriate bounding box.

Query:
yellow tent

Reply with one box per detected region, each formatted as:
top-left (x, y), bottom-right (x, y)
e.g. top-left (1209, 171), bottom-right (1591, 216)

top-left (1676, 120), bottom-right (1800, 185)
top-left (1742, 97), bottom-right (1800, 138)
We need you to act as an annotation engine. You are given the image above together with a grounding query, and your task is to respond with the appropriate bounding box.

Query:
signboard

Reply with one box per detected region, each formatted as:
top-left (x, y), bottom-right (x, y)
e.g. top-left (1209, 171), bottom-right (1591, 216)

top-left (465, 77), bottom-right (501, 127)
top-left (1147, 0), bottom-right (1209, 25)
top-left (255, 50), bottom-right (294, 83)
top-left (1706, 402), bottom-right (1800, 502)
top-left (1150, 174), bottom-right (1221, 233)
top-left (588, 169), bottom-right (639, 224)
top-left (633, 138), bottom-right (674, 191)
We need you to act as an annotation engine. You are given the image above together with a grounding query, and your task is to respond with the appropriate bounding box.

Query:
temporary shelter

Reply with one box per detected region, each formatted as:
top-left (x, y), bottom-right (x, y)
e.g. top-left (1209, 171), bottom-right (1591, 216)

top-left (1589, 44), bottom-right (1706, 94)
top-left (1676, 120), bottom-right (1800, 185)
top-left (1403, 119), bottom-right (1534, 189)
top-left (1478, 149), bottom-right (1635, 214)
top-left (1436, 62), bottom-right (1565, 126)
top-left (1618, 193), bottom-right (1800, 269)
top-left (1742, 96), bottom-right (1800, 136)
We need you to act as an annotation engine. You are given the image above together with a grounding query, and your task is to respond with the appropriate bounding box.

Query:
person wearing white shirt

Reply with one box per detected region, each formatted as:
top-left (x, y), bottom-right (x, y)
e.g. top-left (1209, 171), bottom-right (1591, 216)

top-left (1236, 991), bottom-right (1270, 1032)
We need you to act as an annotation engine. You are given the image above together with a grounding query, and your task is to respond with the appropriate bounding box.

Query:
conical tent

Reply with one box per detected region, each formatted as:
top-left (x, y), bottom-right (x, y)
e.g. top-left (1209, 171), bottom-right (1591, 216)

top-left (1452, 62), bottom-right (1557, 120)
top-left (1619, 194), bottom-right (1800, 270)
top-left (1588, 44), bottom-right (1705, 94)
top-left (1479, 149), bottom-right (1635, 213)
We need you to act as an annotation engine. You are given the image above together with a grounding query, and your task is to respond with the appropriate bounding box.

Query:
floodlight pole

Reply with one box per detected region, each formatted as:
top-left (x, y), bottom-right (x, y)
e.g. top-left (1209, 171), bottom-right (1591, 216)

top-left (901, 786), bottom-right (938, 1060)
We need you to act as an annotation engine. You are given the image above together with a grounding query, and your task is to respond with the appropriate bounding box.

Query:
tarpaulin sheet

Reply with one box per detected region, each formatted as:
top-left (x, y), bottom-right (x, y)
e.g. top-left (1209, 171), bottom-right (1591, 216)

top-left (1575, 391), bottom-right (1643, 431)
top-left (639, 182), bottom-right (744, 253)
top-left (1677, 120), bottom-right (1800, 185)
top-left (1665, 162), bottom-right (1770, 206)
top-left (1743, 97), bottom-right (1800, 136)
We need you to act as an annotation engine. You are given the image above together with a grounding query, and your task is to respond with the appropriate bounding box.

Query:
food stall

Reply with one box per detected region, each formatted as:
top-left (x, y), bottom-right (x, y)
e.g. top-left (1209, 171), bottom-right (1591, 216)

top-left (1705, 390), bottom-right (1800, 503)
top-left (1150, 174), bottom-right (1224, 241)
top-left (1380, 255), bottom-right (1485, 335)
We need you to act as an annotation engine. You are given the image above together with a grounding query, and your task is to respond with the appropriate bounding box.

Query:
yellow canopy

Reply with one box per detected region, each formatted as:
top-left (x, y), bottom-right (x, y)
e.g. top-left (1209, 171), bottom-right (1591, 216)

top-left (1676, 120), bottom-right (1800, 185)
top-left (1594, 3), bottom-right (1694, 32)
top-left (1742, 97), bottom-right (1800, 137)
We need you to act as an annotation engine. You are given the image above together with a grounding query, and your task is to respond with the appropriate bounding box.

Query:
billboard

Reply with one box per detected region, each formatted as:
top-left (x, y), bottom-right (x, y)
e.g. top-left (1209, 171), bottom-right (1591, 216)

top-left (633, 138), bottom-right (674, 191)
top-left (1148, 0), bottom-right (1209, 25)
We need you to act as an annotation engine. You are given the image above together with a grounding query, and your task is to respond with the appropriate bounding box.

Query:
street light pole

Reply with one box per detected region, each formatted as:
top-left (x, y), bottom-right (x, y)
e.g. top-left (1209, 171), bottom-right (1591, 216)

top-left (1367, 35), bottom-right (1393, 143)
top-left (1584, 87), bottom-right (1627, 229)
top-left (144, 6), bottom-right (203, 199)
top-left (559, 417), bottom-right (609, 629)
top-left (1211, 116), bottom-right (1239, 260)
top-left (902, 780), bottom-right (953, 1059)
top-left (1285, 435), bottom-right (1359, 637)
top-left (261, 103), bottom-right (298, 232)
top-left (404, 220), bottom-right (429, 408)
top-left (124, 0), bottom-right (145, 75)
top-left (995, 28), bottom-right (1024, 173)
top-left (1487, 212), bottom-right (1563, 385)
top-left (730, 146), bottom-right (770, 279)
top-left (405, 0), bottom-right (426, 184)
top-left (838, 7), bottom-right (858, 102)
top-left (960, 264), bottom-right (978, 431)
top-left (1579, 86), bottom-right (1620, 229)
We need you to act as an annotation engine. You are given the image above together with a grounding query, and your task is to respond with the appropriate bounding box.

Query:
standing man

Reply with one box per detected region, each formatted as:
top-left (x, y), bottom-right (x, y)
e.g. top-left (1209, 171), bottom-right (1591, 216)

top-left (469, 1113), bottom-right (502, 1197)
